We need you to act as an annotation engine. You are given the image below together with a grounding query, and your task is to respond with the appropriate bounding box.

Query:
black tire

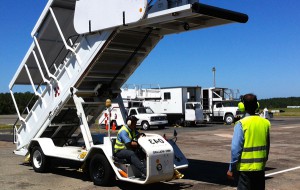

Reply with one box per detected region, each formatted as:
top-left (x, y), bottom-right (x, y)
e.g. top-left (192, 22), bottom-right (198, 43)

top-left (183, 22), bottom-right (190, 30)
top-left (89, 154), bottom-right (114, 186)
top-left (184, 121), bottom-right (191, 127)
top-left (225, 114), bottom-right (234, 125)
top-left (31, 146), bottom-right (48, 173)
top-left (141, 121), bottom-right (150, 130)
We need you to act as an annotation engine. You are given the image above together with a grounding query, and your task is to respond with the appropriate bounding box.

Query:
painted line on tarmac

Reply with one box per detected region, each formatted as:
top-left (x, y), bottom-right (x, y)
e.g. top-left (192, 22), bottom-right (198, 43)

top-left (282, 126), bottom-right (298, 129)
top-left (265, 166), bottom-right (300, 177)
top-left (214, 134), bottom-right (233, 138)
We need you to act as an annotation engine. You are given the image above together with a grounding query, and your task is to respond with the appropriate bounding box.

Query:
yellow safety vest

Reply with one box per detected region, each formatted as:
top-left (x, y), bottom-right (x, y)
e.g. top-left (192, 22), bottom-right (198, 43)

top-left (237, 116), bottom-right (271, 171)
top-left (114, 125), bottom-right (136, 153)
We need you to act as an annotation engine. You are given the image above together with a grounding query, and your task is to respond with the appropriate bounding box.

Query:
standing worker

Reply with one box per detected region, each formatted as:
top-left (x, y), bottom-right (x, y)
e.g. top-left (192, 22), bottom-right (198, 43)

top-left (227, 93), bottom-right (271, 190)
top-left (114, 115), bottom-right (147, 178)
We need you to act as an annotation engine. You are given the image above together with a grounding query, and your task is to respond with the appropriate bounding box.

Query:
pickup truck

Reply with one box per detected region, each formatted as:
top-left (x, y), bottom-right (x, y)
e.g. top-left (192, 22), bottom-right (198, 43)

top-left (203, 101), bottom-right (242, 125)
top-left (127, 107), bottom-right (168, 130)
top-left (99, 105), bottom-right (168, 130)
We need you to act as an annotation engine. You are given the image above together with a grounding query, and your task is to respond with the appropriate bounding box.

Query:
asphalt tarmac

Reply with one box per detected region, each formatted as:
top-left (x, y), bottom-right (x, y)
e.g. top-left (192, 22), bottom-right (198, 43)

top-left (0, 117), bottom-right (299, 190)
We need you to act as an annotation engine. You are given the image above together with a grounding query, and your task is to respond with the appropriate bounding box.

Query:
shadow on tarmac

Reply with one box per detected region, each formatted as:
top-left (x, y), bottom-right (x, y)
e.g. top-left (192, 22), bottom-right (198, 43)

top-left (0, 134), bottom-right (13, 142)
top-left (20, 157), bottom-right (276, 190)
top-left (184, 159), bottom-right (237, 187)
top-left (22, 158), bottom-right (194, 190)
top-left (183, 159), bottom-right (276, 186)
top-left (22, 158), bottom-right (227, 189)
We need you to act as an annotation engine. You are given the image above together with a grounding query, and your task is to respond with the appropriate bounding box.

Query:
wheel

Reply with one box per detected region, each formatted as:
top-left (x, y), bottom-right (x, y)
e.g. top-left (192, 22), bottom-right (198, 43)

top-left (225, 114), bottom-right (234, 125)
top-left (89, 154), bottom-right (114, 186)
top-left (183, 22), bottom-right (190, 30)
top-left (141, 121), bottom-right (150, 130)
top-left (31, 146), bottom-right (48, 173)
top-left (184, 121), bottom-right (191, 127)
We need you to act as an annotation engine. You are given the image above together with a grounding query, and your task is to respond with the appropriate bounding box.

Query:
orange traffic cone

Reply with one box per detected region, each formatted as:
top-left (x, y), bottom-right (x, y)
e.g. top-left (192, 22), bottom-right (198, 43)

top-left (112, 122), bottom-right (116, 131)
top-left (104, 113), bottom-right (108, 130)
top-left (118, 168), bottom-right (128, 178)
top-left (105, 120), bottom-right (108, 130)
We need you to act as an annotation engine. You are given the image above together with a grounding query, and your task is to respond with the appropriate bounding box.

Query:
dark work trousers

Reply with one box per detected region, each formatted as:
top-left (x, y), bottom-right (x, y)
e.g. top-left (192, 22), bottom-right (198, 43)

top-left (115, 149), bottom-right (146, 175)
top-left (238, 171), bottom-right (265, 190)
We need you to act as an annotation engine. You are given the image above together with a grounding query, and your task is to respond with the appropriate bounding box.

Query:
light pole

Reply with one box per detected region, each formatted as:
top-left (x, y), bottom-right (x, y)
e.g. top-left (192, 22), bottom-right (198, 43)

top-left (212, 67), bottom-right (216, 87)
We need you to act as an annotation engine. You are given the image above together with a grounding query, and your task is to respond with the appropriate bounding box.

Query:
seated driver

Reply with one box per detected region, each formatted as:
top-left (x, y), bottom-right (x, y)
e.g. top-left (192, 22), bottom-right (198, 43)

top-left (114, 115), bottom-right (146, 177)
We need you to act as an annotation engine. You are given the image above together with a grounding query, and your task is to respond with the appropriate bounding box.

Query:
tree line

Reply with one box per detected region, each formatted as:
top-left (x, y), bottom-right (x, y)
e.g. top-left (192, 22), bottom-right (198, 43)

top-left (0, 92), bottom-right (300, 114)
top-left (0, 92), bottom-right (37, 115)
top-left (258, 97), bottom-right (300, 109)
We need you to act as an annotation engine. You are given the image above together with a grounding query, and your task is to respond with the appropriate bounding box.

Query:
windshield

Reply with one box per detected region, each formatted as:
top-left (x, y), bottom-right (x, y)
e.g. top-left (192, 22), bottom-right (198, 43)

top-left (186, 103), bottom-right (201, 109)
top-left (137, 107), bottom-right (154, 114)
top-left (194, 103), bottom-right (201, 109)
top-left (222, 101), bottom-right (238, 107)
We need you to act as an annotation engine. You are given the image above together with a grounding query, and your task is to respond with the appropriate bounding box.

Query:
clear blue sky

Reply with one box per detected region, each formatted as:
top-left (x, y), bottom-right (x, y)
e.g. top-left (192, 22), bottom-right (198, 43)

top-left (0, 0), bottom-right (299, 99)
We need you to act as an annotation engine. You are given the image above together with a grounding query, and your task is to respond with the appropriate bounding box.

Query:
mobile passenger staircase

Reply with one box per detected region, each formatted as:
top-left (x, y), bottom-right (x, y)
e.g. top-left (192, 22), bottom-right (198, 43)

top-left (9, 0), bottom-right (247, 185)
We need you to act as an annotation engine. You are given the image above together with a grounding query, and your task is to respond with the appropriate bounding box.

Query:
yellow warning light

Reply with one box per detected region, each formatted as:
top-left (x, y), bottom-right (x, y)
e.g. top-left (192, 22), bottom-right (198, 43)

top-left (139, 8), bottom-right (143, 12)
top-left (79, 151), bottom-right (87, 159)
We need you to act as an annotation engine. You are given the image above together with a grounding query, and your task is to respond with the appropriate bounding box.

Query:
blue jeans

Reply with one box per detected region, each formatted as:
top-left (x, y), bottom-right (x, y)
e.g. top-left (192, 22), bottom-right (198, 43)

top-left (115, 149), bottom-right (146, 175)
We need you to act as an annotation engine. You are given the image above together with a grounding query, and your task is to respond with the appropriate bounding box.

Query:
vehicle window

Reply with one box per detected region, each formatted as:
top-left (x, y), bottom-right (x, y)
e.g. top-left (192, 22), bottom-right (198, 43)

top-left (216, 103), bottom-right (222, 108)
top-left (132, 102), bottom-right (143, 107)
top-left (129, 109), bottom-right (137, 115)
top-left (186, 104), bottom-right (193, 109)
top-left (137, 107), bottom-right (147, 113)
top-left (145, 107), bottom-right (154, 114)
top-left (223, 102), bottom-right (231, 107)
top-left (164, 92), bottom-right (171, 100)
top-left (194, 104), bottom-right (200, 109)
top-left (223, 102), bottom-right (238, 107)
top-left (213, 91), bottom-right (222, 98)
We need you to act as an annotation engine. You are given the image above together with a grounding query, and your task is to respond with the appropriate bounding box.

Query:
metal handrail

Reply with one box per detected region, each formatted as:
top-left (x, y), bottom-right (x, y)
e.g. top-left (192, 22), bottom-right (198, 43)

top-left (49, 34), bottom-right (81, 74)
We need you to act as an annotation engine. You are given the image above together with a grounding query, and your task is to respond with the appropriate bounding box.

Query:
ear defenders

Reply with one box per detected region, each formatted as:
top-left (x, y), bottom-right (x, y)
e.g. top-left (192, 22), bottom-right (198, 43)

top-left (126, 115), bottom-right (138, 126)
top-left (238, 94), bottom-right (260, 112)
top-left (238, 102), bottom-right (246, 112)
top-left (127, 119), bottom-right (132, 126)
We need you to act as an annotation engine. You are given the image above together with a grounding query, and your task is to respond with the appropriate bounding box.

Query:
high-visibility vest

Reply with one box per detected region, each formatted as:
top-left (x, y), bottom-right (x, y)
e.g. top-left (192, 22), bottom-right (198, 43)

top-left (237, 116), bottom-right (271, 171)
top-left (114, 125), bottom-right (136, 153)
